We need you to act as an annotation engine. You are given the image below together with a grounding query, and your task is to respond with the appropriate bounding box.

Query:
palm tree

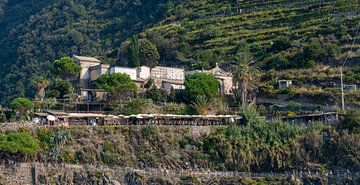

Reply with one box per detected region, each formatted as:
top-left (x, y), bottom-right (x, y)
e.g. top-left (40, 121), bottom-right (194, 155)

top-left (231, 51), bottom-right (260, 108)
top-left (33, 77), bottom-right (49, 102)
top-left (191, 95), bottom-right (211, 115)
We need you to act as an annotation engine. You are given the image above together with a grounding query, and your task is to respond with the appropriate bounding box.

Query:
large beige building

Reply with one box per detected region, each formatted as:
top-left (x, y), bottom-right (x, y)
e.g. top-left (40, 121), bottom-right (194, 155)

top-left (151, 66), bottom-right (185, 91)
top-left (74, 55), bottom-right (108, 88)
top-left (74, 55), bottom-right (233, 94)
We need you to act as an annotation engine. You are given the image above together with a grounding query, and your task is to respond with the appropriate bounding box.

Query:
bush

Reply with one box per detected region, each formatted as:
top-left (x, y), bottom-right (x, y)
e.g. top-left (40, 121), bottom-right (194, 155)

top-left (10, 97), bottom-right (34, 113)
top-left (117, 99), bottom-right (149, 115)
top-left (184, 73), bottom-right (220, 101)
top-left (0, 132), bottom-right (40, 155)
top-left (140, 126), bottom-right (158, 139)
top-left (0, 114), bottom-right (6, 123)
top-left (51, 56), bottom-right (81, 76)
top-left (341, 111), bottom-right (360, 133)
top-left (162, 103), bottom-right (186, 115)
top-left (270, 36), bottom-right (291, 52)
top-left (93, 73), bottom-right (138, 96)
top-left (146, 88), bottom-right (168, 102)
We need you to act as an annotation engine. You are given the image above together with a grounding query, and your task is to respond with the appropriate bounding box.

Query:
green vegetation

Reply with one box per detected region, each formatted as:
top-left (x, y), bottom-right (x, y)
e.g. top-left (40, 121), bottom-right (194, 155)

top-left (116, 99), bottom-right (149, 115)
top-left (31, 76), bottom-right (49, 101)
top-left (10, 97), bottom-right (34, 112)
top-left (139, 0), bottom-right (360, 70)
top-left (51, 56), bottom-right (81, 77)
top-left (10, 97), bottom-right (34, 120)
top-left (0, 111), bottom-right (358, 173)
top-left (93, 73), bottom-right (137, 99)
top-left (0, 0), bottom-right (169, 104)
top-left (128, 36), bottom-right (141, 67)
top-left (184, 73), bottom-right (220, 100)
top-left (0, 132), bottom-right (40, 156)
top-left (0, 0), bottom-right (359, 105)
top-left (232, 49), bottom-right (260, 107)
top-left (341, 111), bottom-right (360, 133)
top-left (190, 95), bottom-right (211, 115)
top-left (47, 78), bottom-right (74, 99)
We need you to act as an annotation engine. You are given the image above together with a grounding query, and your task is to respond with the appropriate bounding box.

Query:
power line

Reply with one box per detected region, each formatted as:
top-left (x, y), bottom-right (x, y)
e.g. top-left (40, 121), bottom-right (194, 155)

top-left (343, 22), bottom-right (360, 66)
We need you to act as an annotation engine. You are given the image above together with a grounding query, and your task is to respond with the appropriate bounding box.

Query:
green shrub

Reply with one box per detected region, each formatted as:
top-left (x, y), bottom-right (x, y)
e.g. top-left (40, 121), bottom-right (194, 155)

top-left (0, 114), bottom-right (6, 123)
top-left (117, 99), bottom-right (149, 115)
top-left (0, 132), bottom-right (40, 155)
top-left (60, 149), bottom-right (75, 163)
top-left (36, 128), bottom-right (52, 150)
top-left (341, 111), bottom-right (360, 133)
top-left (184, 73), bottom-right (220, 101)
top-left (101, 152), bottom-right (121, 165)
top-left (140, 126), bottom-right (158, 139)
top-left (146, 88), bottom-right (168, 102)
top-left (162, 103), bottom-right (187, 115)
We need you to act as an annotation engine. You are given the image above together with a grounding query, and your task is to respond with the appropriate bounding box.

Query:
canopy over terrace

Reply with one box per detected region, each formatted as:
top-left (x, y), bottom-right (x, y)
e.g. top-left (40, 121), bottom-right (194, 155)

top-left (113, 114), bottom-right (242, 125)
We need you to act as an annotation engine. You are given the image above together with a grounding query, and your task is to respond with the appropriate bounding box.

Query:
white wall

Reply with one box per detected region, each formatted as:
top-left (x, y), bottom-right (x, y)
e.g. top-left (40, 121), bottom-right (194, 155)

top-left (110, 67), bottom-right (137, 80)
top-left (138, 66), bottom-right (151, 79)
top-left (151, 67), bottom-right (185, 81)
top-left (79, 62), bottom-right (101, 80)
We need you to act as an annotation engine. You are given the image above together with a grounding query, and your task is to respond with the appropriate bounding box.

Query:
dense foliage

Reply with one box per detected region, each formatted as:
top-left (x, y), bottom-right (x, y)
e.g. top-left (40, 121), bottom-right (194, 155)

top-left (51, 56), bottom-right (81, 77)
top-left (184, 73), bottom-right (220, 100)
top-left (93, 73), bottom-right (137, 93)
top-left (138, 0), bottom-right (360, 70)
top-left (0, 132), bottom-right (40, 156)
top-left (0, 113), bottom-right (358, 174)
top-left (10, 97), bottom-right (34, 112)
top-left (0, 0), bottom-right (359, 105)
top-left (0, 0), bottom-right (169, 104)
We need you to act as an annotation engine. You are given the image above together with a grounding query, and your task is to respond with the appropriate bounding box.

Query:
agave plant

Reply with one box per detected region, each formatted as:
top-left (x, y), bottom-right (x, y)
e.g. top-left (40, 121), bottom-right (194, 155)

top-left (191, 95), bottom-right (211, 115)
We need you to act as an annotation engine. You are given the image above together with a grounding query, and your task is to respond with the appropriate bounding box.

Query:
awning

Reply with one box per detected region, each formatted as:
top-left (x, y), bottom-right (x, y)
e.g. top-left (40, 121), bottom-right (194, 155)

top-left (47, 115), bottom-right (56, 121)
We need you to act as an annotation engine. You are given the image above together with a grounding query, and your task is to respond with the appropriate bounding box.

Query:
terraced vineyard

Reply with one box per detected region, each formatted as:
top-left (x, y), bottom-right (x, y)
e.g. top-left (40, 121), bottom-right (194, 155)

top-left (142, 0), bottom-right (360, 68)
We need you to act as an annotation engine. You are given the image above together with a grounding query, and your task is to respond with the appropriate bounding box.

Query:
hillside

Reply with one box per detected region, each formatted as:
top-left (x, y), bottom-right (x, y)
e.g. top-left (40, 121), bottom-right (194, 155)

top-left (0, 0), bottom-right (169, 104)
top-left (0, 0), bottom-right (360, 104)
top-left (0, 115), bottom-right (360, 184)
top-left (136, 0), bottom-right (360, 68)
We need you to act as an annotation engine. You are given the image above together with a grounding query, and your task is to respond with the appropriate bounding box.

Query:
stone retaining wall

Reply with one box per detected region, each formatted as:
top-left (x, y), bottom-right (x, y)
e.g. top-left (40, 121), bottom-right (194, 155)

top-left (0, 163), bottom-right (358, 184)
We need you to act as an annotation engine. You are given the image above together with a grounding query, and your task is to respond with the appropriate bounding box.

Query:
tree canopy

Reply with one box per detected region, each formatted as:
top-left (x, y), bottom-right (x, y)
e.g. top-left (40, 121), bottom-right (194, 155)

top-left (93, 73), bottom-right (138, 95)
top-left (47, 78), bottom-right (74, 99)
top-left (0, 132), bottom-right (40, 155)
top-left (10, 97), bottom-right (34, 112)
top-left (184, 73), bottom-right (220, 100)
top-left (51, 56), bottom-right (81, 77)
top-left (140, 39), bottom-right (160, 67)
top-left (128, 36), bottom-right (141, 67)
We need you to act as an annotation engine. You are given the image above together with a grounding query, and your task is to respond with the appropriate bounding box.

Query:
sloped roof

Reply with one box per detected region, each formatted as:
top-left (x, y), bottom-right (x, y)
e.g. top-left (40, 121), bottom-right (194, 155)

top-left (73, 55), bottom-right (101, 63)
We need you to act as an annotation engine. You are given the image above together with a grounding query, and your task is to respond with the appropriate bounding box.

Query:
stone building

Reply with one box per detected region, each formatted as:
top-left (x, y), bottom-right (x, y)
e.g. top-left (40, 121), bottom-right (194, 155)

top-left (278, 80), bottom-right (292, 89)
top-left (73, 55), bottom-right (233, 94)
top-left (109, 66), bottom-right (151, 89)
top-left (89, 64), bottom-right (110, 82)
top-left (151, 66), bottom-right (185, 91)
top-left (186, 64), bottom-right (233, 95)
top-left (73, 55), bottom-right (108, 88)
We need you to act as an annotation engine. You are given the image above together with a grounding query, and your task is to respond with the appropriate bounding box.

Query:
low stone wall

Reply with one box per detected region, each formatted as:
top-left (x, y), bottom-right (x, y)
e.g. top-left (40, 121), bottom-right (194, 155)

top-left (0, 163), bottom-right (358, 185)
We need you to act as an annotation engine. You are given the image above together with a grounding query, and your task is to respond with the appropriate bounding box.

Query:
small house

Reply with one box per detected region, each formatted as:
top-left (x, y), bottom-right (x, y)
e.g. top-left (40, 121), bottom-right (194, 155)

top-left (278, 80), bottom-right (292, 89)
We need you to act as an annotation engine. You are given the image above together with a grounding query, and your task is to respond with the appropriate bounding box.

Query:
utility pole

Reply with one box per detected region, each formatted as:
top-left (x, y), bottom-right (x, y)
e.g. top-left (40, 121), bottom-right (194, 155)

top-left (340, 66), bottom-right (345, 111)
top-left (339, 22), bottom-right (360, 111)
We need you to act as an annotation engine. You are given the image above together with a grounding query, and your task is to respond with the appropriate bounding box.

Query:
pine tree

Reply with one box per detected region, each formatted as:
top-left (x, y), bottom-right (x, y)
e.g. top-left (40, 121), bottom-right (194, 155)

top-left (128, 36), bottom-right (140, 67)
